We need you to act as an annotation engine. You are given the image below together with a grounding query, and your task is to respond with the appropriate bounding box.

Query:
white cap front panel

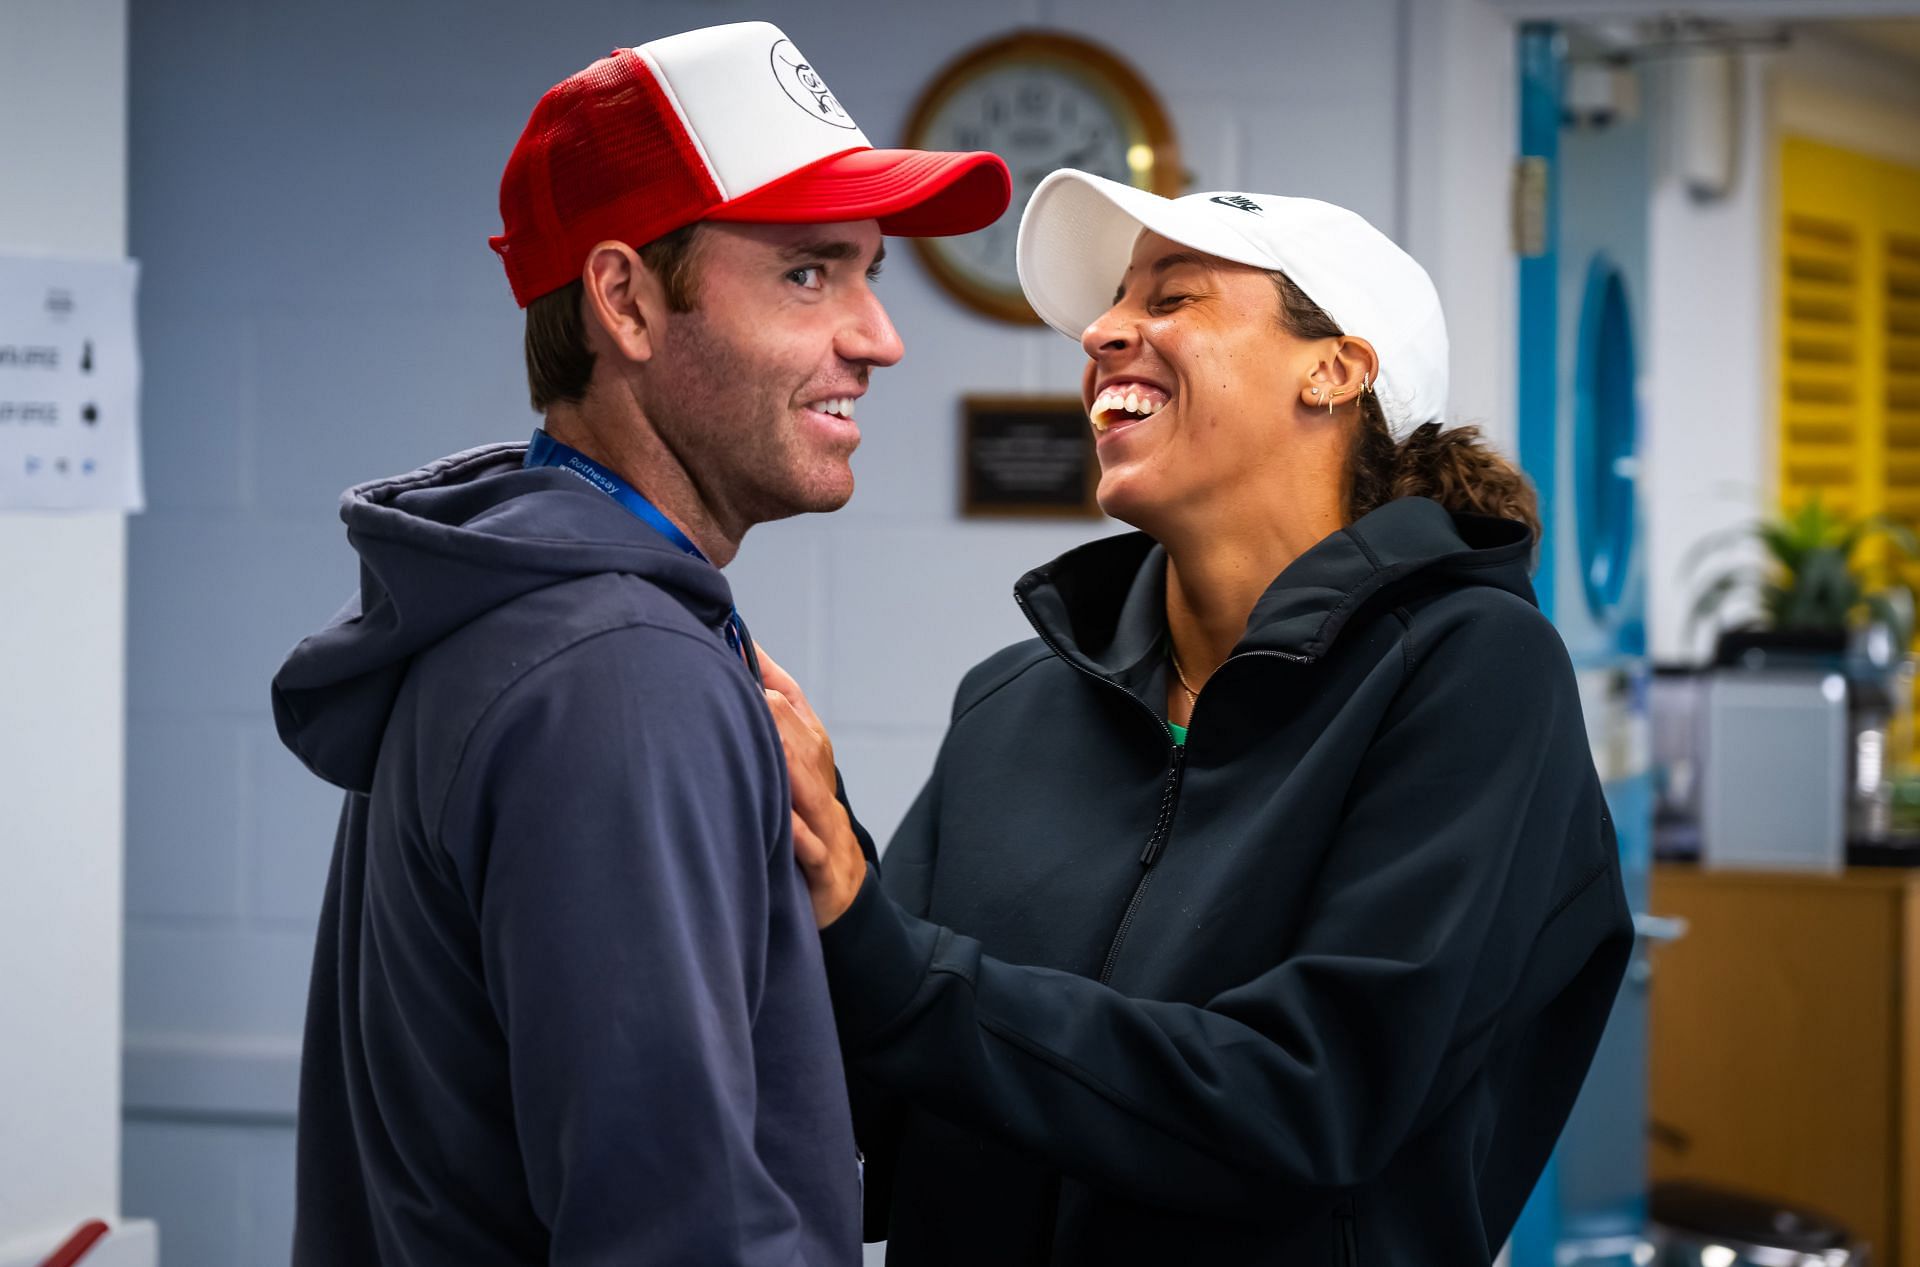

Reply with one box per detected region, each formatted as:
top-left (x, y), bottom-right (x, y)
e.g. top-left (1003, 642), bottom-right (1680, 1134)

top-left (638, 21), bottom-right (874, 201)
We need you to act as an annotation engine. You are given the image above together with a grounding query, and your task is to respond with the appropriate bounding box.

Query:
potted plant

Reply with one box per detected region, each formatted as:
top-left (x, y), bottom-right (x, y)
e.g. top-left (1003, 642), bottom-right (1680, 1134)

top-left (1685, 496), bottom-right (1919, 844)
top-left (1685, 496), bottom-right (1917, 664)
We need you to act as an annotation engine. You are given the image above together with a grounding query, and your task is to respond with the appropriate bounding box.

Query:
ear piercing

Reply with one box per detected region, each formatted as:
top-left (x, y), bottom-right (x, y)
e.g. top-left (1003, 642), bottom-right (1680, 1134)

top-left (1311, 377), bottom-right (1376, 412)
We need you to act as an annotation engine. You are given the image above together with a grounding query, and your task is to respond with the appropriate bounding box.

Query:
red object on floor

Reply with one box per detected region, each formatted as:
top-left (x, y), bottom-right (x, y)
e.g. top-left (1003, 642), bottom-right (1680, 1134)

top-left (36, 1221), bottom-right (110, 1267)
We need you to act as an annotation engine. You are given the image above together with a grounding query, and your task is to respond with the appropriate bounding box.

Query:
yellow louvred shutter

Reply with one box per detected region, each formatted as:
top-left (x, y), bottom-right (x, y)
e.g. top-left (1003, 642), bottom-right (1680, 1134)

top-left (1779, 138), bottom-right (1920, 581)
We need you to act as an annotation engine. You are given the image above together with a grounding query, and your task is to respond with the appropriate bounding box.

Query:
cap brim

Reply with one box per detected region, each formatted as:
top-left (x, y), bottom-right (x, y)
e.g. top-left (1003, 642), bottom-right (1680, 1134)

top-left (708, 148), bottom-right (1012, 237)
top-left (1016, 169), bottom-right (1279, 338)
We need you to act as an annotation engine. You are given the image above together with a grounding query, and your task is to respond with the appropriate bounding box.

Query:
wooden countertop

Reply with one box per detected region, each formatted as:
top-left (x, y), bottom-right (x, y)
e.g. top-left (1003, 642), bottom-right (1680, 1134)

top-left (1654, 861), bottom-right (1920, 892)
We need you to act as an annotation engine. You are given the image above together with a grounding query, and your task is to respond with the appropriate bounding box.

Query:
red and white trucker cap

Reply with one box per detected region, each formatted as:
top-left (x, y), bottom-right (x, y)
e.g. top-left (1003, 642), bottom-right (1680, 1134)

top-left (490, 21), bottom-right (1012, 307)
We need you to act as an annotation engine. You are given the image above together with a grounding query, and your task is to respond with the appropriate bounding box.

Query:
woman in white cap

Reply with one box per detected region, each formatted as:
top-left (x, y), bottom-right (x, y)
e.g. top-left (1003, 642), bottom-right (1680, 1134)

top-left (762, 171), bottom-right (1633, 1266)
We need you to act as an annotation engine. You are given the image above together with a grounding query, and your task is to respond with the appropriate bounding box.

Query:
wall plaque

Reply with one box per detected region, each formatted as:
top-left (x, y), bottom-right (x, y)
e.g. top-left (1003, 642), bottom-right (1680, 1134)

top-left (960, 395), bottom-right (1100, 519)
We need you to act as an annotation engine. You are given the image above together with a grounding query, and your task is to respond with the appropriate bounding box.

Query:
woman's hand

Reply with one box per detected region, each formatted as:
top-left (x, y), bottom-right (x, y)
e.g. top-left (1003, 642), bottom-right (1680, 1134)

top-left (757, 645), bottom-right (868, 928)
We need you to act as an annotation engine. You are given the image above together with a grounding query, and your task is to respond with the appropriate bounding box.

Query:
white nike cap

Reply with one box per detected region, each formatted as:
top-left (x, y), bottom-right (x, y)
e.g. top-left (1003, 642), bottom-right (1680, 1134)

top-left (1016, 169), bottom-right (1449, 434)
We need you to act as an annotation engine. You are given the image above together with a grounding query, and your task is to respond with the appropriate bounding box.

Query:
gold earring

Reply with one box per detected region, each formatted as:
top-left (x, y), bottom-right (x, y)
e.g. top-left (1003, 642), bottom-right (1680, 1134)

top-left (1362, 373), bottom-right (1372, 394)
top-left (1327, 390), bottom-right (1334, 416)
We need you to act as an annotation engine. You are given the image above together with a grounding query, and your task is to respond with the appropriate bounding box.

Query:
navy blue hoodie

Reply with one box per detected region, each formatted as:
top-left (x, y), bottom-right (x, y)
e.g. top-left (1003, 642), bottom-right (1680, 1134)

top-left (273, 442), bottom-right (859, 1266)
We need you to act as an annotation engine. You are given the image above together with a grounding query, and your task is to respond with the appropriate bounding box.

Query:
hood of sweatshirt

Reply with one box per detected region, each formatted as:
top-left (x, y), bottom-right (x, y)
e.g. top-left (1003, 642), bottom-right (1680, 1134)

top-left (1014, 496), bottom-right (1537, 681)
top-left (271, 442), bottom-right (734, 792)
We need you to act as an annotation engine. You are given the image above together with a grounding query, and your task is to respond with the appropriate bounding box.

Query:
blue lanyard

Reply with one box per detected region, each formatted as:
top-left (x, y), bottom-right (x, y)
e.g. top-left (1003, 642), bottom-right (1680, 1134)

top-left (524, 430), bottom-right (757, 676)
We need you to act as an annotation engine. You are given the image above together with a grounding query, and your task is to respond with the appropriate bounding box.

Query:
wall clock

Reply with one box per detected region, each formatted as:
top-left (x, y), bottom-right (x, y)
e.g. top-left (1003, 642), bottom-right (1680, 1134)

top-left (903, 31), bottom-right (1183, 323)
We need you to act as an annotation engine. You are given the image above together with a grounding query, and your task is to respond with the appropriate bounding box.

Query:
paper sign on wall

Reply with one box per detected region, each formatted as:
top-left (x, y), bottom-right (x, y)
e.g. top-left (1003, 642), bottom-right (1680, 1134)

top-left (0, 254), bottom-right (143, 512)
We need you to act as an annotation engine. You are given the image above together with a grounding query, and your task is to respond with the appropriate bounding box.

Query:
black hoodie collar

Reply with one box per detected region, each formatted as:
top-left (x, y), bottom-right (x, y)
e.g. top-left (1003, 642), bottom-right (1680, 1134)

top-left (1014, 497), bottom-right (1537, 681)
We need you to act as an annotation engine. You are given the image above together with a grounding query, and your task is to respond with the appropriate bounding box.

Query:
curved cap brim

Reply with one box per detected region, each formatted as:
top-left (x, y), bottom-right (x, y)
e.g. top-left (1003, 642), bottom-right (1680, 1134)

top-left (1016, 169), bottom-right (1281, 338)
top-left (709, 148), bottom-right (1012, 236)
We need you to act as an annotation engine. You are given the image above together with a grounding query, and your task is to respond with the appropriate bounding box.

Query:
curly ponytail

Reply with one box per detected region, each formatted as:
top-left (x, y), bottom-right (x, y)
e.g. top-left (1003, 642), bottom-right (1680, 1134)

top-left (1268, 272), bottom-right (1541, 552)
top-left (1352, 403), bottom-right (1541, 547)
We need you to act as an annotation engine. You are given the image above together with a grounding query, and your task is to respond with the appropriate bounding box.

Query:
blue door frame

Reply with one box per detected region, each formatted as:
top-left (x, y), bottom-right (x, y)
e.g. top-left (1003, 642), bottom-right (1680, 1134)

top-left (1509, 21), bottom-right (1655, 1267)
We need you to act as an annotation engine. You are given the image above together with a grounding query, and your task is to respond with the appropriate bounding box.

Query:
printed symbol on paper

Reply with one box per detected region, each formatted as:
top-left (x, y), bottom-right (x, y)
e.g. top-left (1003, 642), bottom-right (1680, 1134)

top-left (54, 457), bottom-right (69, 474)
top-left (81, 341), bottom-right (93, 373)
top-left (770, 40), bottom-right (857, 129)
top-left (25, 456), bottom-right (41, 475)
top-left (82, 404), bottom-right (98, 425)
top-left (82, 459), bottom-right (97, 475)
top-left (45, 289), bottom-right (74, 319)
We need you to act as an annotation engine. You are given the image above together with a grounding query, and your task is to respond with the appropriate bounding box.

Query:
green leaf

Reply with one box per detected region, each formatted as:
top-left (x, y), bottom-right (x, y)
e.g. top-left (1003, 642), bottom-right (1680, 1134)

top-left (1679, 520), bottom-right (1770, 578)
top-left (1761, 581), bottom-right (1792, 628)
top-left (1862, 512), bottom-right (1920, 560)
top-left (1758, 521), bottom-right (1804, 573)
top-left (1799, 551), bottom-right (1860, 627)
top-left (1791, 497), bottom-right (1823, 546)
top-left (1686, 568), bottom-right (1766, 638)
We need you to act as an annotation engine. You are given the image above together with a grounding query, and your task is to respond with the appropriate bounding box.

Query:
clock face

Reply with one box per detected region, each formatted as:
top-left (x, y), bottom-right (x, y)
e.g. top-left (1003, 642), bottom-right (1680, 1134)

top-left (917, 64), bottom-right (1139, 299)
top-left (905, 35), bottom-right (1177, 323)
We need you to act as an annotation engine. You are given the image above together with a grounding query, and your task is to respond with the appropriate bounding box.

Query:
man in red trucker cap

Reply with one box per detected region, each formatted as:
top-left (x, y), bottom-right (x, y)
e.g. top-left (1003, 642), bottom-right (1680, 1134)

top-left (270, 21), bottom-right (1009, 1266)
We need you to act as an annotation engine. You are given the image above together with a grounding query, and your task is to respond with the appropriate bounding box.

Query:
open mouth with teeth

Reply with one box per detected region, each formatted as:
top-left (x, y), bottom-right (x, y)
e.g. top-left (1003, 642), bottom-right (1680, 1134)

top-left (1089, 383), bottom-right (1170, 435)
top-left (807, 397), bottom-right (858, 420)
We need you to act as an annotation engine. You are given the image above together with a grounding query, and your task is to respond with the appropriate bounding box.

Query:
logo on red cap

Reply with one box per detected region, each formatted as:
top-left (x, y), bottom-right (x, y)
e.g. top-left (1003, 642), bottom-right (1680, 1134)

top-left (770, 39), bottom-right (857, 129)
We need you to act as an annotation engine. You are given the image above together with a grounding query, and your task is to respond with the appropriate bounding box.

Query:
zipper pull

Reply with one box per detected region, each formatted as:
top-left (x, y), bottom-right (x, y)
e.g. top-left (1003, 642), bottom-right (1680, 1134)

top-left (1138, 747), bottom-right (1186, 866)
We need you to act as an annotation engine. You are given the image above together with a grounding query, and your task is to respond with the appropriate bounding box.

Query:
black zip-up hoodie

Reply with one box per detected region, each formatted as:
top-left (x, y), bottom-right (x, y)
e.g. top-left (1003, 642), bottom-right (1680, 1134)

top-left (820, 496), bottom-right (1633, 1265)
top-left (273, 443), bottom-right (859, 1266)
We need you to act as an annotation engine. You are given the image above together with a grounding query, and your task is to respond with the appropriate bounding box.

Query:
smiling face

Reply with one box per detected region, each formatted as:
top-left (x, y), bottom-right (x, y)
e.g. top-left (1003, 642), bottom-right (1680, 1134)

top-left (1079, 231), bottom-right (1334, 534)
top-left (641, 219), bottom-right (903, 527)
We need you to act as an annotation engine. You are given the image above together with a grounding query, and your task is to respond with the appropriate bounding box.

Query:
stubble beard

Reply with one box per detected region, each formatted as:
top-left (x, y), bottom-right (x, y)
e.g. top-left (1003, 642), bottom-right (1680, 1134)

top-left (651, 310), bottom-right (856, 532)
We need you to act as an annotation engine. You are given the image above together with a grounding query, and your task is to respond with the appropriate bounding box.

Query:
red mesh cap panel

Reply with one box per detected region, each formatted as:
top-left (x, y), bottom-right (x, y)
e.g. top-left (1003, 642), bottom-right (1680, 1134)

top-left (490, 49), bottom-right (720, 307)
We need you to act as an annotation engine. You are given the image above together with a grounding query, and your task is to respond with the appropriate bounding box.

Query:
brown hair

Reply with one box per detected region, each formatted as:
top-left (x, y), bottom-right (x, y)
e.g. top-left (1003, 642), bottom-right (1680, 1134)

top-left (1268, 272), bottom-right (1541, 550)
top-left (523, 221), bottom-right (707, 412)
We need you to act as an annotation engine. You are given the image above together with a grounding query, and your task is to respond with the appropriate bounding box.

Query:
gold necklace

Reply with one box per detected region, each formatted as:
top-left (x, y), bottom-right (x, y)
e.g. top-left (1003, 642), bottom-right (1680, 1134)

top-left (1169, 646), bottom-right (1200, 713)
